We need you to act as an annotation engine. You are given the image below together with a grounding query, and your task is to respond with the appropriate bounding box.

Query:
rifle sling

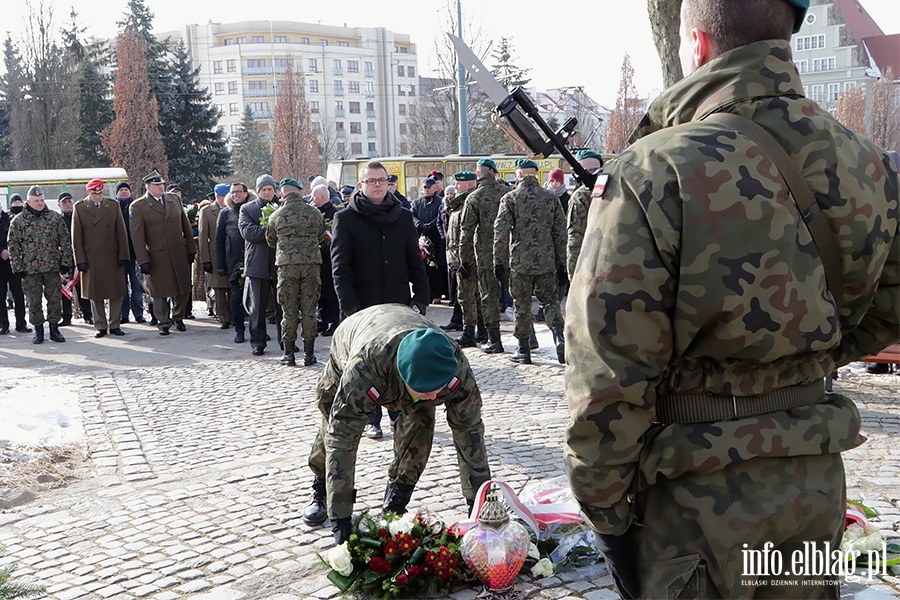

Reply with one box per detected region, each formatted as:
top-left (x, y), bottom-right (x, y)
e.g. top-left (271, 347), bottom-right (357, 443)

top-left (704, 112), bottom-right (843, 308)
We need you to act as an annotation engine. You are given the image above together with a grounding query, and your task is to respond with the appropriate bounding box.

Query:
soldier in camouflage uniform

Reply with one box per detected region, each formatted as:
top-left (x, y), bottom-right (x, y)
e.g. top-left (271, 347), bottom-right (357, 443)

top-left (7, 186), bottom-right (73, 344)
top-left (494, 158), bottom-right (567, 365)
top-left (565, 149), bottom-right (604, 280)
top-left (265, 178), bottom-right (326, 367)
top-left (459, 158), bottom-right (509, 353)
top-left (302, 303), bottom-right (492, 544)
top-left (445, 172), bottom-right (481, 347)
top-left (564, 0), bottom-right (900, 598)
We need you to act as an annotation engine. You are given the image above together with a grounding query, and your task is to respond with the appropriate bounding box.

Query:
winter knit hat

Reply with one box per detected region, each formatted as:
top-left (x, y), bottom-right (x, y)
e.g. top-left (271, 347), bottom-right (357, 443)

top-left (115, 181), bottom-right (131, 192)
top-left (310, 175), bottom-right (329, 190)
top-left (548, 168), bottom-right (565, 183)
top-left (396, 329), bottom-right (458, 393)
top-left (256, 174), bottom-right (277, 191)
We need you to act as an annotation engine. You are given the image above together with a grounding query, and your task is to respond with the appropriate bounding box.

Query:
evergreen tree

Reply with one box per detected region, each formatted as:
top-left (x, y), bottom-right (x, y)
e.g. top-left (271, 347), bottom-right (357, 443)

top-left (272, 64), bottom-right (319, 182)
top-left (0, 37), bottom-right (18, 170)
top-left (231, 106), bottom-right (273, 185)
top-left (490, 38), bottom-right (531, 89)
top-left (162, 41), bottom-right (231, 201)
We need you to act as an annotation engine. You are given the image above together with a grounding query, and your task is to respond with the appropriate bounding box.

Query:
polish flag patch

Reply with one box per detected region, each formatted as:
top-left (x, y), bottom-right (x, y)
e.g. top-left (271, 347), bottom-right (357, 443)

top-left (591, 173), bottom-right (610, 199)
top-left (447, 377), bottom-right (461, 392)
top-left (367, 387), bottom-right (380, 401)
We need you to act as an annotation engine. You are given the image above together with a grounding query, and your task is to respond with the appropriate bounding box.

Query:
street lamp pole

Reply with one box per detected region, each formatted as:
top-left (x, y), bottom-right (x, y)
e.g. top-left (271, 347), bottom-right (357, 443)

top-left (456, 0), bottom-right (470, 154)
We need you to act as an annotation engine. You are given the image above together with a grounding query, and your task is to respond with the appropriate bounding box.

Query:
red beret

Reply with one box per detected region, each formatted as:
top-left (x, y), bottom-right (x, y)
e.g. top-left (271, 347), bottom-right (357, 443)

top-left (86, 179), bottom-right (105, 192)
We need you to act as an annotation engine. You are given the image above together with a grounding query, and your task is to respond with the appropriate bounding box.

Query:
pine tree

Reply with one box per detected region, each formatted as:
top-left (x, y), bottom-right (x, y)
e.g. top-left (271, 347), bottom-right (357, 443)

top-left (272, 64), bottom-right (319, 182)
top-left (490, 38), bottom-right (531, 89)
top-left (0, 546), bottom-right (45, 599)
top-left (232, 106), bottom-right (273, 186)
top-left (605, 54), bottom-right (642, 154)
top-left (162, 41), bottom-right (231, 201)
top-left (101, 28), bottom-right (168, 195)
top-left (0, 37), bottom-right (18, 170)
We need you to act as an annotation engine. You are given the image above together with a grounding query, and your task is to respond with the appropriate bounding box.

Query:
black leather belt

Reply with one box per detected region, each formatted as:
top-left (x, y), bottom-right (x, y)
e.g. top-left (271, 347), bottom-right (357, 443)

top-left (656, 380), bottom-right (827, 424)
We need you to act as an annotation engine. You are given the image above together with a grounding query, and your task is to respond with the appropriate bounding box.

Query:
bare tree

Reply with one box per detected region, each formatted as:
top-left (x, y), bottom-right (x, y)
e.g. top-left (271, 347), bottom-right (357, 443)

top-left (316, 113), bottom-right (339, 172)
top-left (272, 64), bottom-right (319, 181)
top-left (834, 85), bottom-right (867, 135)
top-left (605, 54), bottom-right (643, 153)
top-left (648, 0), bottom-right (684, 88)
top-left (869, 68), bottom-right (900, 151)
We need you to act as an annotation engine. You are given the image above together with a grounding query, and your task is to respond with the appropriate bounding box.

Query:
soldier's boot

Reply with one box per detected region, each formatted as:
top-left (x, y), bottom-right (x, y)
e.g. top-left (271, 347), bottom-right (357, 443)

top-left (475, 320), bottom-right (488, 344)
top-left (280, 349), bottom-right (296, 366)
top-left (551, 325), bottom-right (565, 365)
top-left (302, 477), bottom-right (328, 525)
top-left (49, 324), bottom-right (65, 343)
top-left (32, 324), bottom-right (45, 345)
top-left (529, 329), bottom-right (539, 350)
top-left (456, 326), bottom-right (477, 348)
top-left (482, 327), bottom-right (504, 354)
top-left (303, 339), bottom-right (317, 366)
top-left (510, 338), bottom-right (532, 364)
top-left (383, 481), bottom-right (415, 515)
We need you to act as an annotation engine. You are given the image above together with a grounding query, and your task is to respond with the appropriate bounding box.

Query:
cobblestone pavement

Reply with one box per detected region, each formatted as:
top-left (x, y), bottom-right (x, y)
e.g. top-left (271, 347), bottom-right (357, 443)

top-left (1, 303), bottom-right (899, 599)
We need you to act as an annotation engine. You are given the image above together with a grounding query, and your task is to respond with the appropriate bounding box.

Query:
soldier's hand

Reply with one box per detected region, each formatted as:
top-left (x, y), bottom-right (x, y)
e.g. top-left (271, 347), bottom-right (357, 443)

top-left (458, 263), bottom-right (472, 279)
top-left (60, 265), bottom-right (71, 275)
top-left (593, 532), bottom-right (638, 599)
top-left (493, 264), bottom-right (505, 281)
top-left (203, 262), bottom-right (213, 273)
top-left (77, 262), bottom-right (89, 272)
top-left (332, 517), bottom-right (352, 545)
top-left (139, 263), bottom-right (151, 274)
top-left (217, 268), bottom-right (227, 277)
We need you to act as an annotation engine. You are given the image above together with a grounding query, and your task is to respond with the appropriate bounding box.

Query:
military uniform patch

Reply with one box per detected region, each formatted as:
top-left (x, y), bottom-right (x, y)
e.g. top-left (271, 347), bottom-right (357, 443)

top-left (447, 377), bottom-right (461, 391)
top-left (366, 387), bottom-right (380, 401)
top-left (591, 173), bottom-right (610, 199)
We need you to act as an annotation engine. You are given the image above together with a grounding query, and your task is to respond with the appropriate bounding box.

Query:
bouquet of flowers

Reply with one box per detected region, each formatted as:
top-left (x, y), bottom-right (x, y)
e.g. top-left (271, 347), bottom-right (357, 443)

top-left (418, 236), bottom-right (437, 269)
top-left (842, 501), bottom-right (900, 568)
top-left (321, 511), bottom-right (475, 598)
top-left (258, 202), bottom-right (278, 227)
top-left (324, 218), bottom-right (335, 244)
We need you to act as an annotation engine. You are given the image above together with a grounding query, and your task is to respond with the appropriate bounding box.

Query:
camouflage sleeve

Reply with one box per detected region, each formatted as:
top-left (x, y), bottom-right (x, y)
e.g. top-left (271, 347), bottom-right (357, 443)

top-left (566, 189), bottom-right (589, 280)
top-left (7, 219), bottom-right (21, 272)
top-left (57, 215), bottom-right (73, 268)
top-left (564, 162), bottom-right (676, 536)
top-left (443, 357), bottom-right (492, 500)
top-left (493, 197), bottom-right (512, 269)
top-left (265, 216), bottom-right (277, 249)
top-left (459, 202), bottom-right (476, 267)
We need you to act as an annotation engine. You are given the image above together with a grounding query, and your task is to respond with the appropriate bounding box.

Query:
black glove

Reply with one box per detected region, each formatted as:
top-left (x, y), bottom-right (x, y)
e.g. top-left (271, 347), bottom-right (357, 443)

top-left (118, 259), bottom-right (128, 267)
top-left (594, 533), bottom-right (639, 600)
top-left (139, 263), bottom-right (151, 274)
top-left (14, 271), bottom-right (26, 277)
top-left (188, 253), bottom-right (196, 265)
top-left (76, 262), bottom-right (89, 272)
top-left (60, 266), bottom-right (71, 275)
top-left (203, 262), bottom-right (213, 273)
top-left (217, 268), bottom-right (227, 277)
top-left (458, 263), bottom-right (472, 279)
top-left (493, 264), bottom-right (505, 281)
top-left (411, 301), bottom-right (427, 316)
top-left (332, 517), bottom-right (352, 545)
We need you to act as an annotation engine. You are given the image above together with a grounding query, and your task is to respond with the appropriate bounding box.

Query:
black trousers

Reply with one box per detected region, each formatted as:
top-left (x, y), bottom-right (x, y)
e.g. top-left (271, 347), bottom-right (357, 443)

top-left (248, 276), bottom-right (281, 350)
top-left (318, 259), bottom-right (340, 326)
top-left (230, 280), bottom-right (246, 333)
top-left (0, 269), bottom-right (26, 328)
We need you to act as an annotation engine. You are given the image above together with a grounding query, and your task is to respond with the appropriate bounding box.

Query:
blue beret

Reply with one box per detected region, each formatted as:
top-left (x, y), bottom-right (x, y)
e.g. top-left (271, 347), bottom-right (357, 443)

top-left (515, 158), bottom-right (538, 170)
top-left (214, 183), bottom-right (231, 197)
top-left (396, 329), bottom-right (458, 393)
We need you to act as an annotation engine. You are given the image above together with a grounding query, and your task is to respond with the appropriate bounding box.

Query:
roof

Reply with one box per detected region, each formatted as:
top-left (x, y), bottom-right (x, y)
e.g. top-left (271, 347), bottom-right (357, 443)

top-left (863, 33), bottom-right (900, 80)
top-left (832, 0), bottom-right (884, 53)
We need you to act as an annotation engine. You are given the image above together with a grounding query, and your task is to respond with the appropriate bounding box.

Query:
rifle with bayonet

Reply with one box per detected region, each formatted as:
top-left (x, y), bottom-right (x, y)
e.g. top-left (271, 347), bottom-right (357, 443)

top-left (448, 34), bottom-right (597, 189)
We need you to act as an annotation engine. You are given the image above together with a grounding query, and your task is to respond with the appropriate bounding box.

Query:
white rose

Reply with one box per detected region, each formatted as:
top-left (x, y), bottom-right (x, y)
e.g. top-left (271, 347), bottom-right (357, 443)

top-left (860, 529), bottom-right (884, 553)
top-left (327, 542), bottom-right (354, 577)
top-left (389, 513), bottom-right (416, 536)
top-left (530, 557), bottom-right (555, 579)
top-left (844, 524), bottom-right (865, 542)
top-left (528, 543), bottom-right (540, 560)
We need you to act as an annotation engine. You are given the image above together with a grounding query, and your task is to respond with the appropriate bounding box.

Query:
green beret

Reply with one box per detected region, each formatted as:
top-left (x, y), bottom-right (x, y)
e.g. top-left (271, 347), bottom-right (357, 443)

top-left (784, 0), bottom-right (810, 33)
top-left (453, 171), bottom-right (476, 182)
top-left (477, 158), bottom-right (498, 172)
top-left (515, 158), bottom-right (538, 170)
top-left (278, 178), bottom-right (303, 190)
top-left (396, 329), bottom-right (458, 394)
top-left (574, 150), bottom-right (605, 165)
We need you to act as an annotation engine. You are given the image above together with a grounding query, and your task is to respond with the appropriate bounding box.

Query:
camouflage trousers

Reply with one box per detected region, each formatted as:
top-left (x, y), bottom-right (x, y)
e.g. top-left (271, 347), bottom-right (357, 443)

top-left (457, 269), bottom-right (480, 328)
top-left (23, 272), bottom-right (61, 326)
top-left (476, 267), bottom-right (500, 328)
top-left (628, 453), bottom-right (844, 599)
top-left (276, 264), bottom-right (320, 343)
top-left (509, 269), bottom-right (562, 339)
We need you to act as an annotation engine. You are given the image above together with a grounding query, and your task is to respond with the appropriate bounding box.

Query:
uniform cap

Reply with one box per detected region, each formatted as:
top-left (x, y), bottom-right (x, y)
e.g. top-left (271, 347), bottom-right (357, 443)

top-left (86, 178), bottom-right (104, 192)
top-left (515, 158), bottom-right (538, 170)
top-left (785, 0), bottom-right (810, 33)
top-left (166, 184), bottom-right (182, 193)
top-left (215, 183), bottom-right (231, 197)
top-left (341, 186), bottom-right (354, 195)
top-left (278, 177), bottom-right (303, 191)
top-left (396, 328), bottom-right (458, 393)
top-left (386, 174), bottom-right (399, 184)
top-left (58, 192), bottom-right (73, 201)
top-left (477, 158), bottom-right (498, 172)
top-left (548, 168), bottom-right (565, 182)
top-left (453, 171), bottom-right (476, 182)
top-left (142, 170), bottom-right (165, 185)
top-left (27, 185), bottom-right (44, 198)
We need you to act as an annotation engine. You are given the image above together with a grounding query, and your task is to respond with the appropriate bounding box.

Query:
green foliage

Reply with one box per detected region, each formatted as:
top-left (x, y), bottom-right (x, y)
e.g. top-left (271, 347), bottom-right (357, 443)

top-left (0, 547), bottom-right (45, 600)
top-left (490, 38), bottom-right (531, 89)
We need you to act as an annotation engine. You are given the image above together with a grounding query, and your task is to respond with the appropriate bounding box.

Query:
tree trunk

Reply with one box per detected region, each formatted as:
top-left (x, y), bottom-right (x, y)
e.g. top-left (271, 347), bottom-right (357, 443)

top-left (648, 0), bottom-right (684, 89)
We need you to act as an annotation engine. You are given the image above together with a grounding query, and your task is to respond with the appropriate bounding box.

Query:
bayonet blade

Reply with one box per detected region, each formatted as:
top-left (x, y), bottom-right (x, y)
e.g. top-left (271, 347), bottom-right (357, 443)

top-left (448, 34), bottom-right (510, 106)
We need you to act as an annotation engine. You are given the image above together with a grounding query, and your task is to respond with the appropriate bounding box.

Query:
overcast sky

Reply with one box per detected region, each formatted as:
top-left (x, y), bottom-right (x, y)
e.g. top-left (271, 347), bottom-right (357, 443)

top-left (4, 0), bottom-right (899, 108)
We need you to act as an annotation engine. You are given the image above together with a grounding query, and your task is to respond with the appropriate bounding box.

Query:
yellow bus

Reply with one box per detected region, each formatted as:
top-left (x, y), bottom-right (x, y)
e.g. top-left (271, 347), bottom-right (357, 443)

top-left (1, 168), bottom-right (129, 212)
top-left (326, 154), bottom-right (610, 201)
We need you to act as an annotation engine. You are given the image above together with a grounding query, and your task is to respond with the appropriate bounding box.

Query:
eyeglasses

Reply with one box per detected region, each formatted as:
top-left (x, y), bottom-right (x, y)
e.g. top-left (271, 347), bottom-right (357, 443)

top-left (362, 177), bottom-right (388, 185)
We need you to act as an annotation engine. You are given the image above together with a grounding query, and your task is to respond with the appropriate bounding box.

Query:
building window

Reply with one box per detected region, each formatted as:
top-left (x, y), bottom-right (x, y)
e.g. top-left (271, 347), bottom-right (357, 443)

top-left (812, 57), bottom-right (836, 71)
top-left (348, 60), bottom-right (359, 73)
top-left (231, 124), bottom-right (240, 134)
top-left (320, 39), bottom-right (328, 46)
top-left (367, 122), bottom-right (375, 132)
top-left (247, 59), bottom-right (265, 69)
top-left (366, 101), bottom-right (375, 112)
top-left (350, 122), bottom-right (361, 134)
top-left (337, 143), bottom-right (345, 155)
top-left (236, 37), bottom-right (247, 44)
top-left (215, 103), bottom-right (224, 115)
top-left (351, 142), bottom-right (362, 154)
top-left (408, 85), bottom-right (416, 97)
top-left (275, 58), bottom-right (294, 70)
top-left (827, 83), bottom-right (840, 102)
top-left (338, 41), bottom-right (349, 47)
top-left (310, 100), bottom-right (319, 114)
top-left (215, 82), bottom-right (225, 95)
top-left (308, 58), bottom-right (318, 72)
top-left (398, 47), bottom-right (408, 54)
top-left (398, 85), bottom-right (406, 96)
top-left (333, 59), bottom-right (342, 71)
top-left (312, 122), bottom-right (322, 134)
top-left (795, 60), bottom-right (808, 73)
top-left (252, 35), bottom-right (264, 44)
top-left (274, 35), bottom-right (287, 43)
top-left (811, 84), bottom-right (824, 102)
top-left (368, 142), bottom-right (376, 153)
top-left (844, 81), bottom-right (857, 91)
top-left (348, 81), bottom-right (359, 94)
top-left (310, 79), bottom-right (319, 93)
top-left (400, 142), bottom-right (408, 154)
top-left (398, 103), bottom-right (406, 116)
top-left (230, 102), bottom-right (240, 115)
top-left (248, 80), bottom-right (267, 91)
top-left (397, 65), bottom-right (405, 77)
top-left (336, 122), bottom-right (345, 132)
top-left (213, 60), bottom-right (223, 74)
top-left (301, 37), bottom-right (309, 44)
top-left (407, 66), bottom-right (415, 78)
top-left (249, 102), bottom-right (268, 117)
top-left (399, 123), bottom-right (407, 135)
top-left (796, 34), bottom-right (826, 51)
top-left (224, 38), bottom-right (234, 46)
top-left (227, 59), bottom-right (236, 72)
top-left (349, 101), bottom-right (360, 114)
top-left (366, 82), bottom-right (375, 95)
top-left (365, 61), bottom-right (373, 73)
top-left (334, 80), bottom-right (344, 93)
top-left (228, 81), bottom-right (238, 94)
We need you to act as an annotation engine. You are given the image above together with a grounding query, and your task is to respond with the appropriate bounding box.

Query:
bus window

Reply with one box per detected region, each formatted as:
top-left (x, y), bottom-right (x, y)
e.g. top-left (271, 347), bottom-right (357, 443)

top-left (404, 162), bottom-right (442, 201)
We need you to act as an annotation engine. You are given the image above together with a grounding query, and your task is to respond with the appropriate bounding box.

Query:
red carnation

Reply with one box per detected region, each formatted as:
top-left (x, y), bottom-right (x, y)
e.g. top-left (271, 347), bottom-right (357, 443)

top-left (395, 573), bottom-right (409, 587)
top-left (384, 539), bottom-right (398, 556)
top-left (378, 528), bottom-right (389, 538)
top-left (408, 565), bottom-right (422, 578)
top-left (369, 556), bottom-right (393, 574)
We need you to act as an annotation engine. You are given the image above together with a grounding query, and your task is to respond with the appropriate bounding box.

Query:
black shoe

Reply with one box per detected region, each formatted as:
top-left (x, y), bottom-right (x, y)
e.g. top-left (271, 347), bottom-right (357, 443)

top-left (482, 327), bottom-right (504, 354)
top-left (303, 339), bottom-right (317, 366)
top-left (534, 308), bottom-right (545, 322)
top-left (455, 327), bottom-right (477, 348)
top-left (867, 363), bottom-right (890, 374)
top-left (95, 329), bottom-right (107, 338)
top-left (110, 328), bottom-right (126, 336)
top-left (120, 317), bottom-right (129, 324)
top-left (0, 325), bottom-right (8, 335)
top-left (219, 322), bottom-right (230, 329)
top-left (32, 325), bottom-right (44, 344)
top-left (184, 313), bottom-right (196, 320)
top-left (85, 317), bottom-right (94, 325)
top-left (60, 317), bottom-right (72, 327)
top-left (134, 316), bottom-right (147, 324)
top-left (280, 352), bottom-right (296, 366)
top-left (234, 330), bottom-right (245, 343)
top-left (15, 325), bottom-right (32, 333)
top-left (529, 330), bottom-right (539, 350)
top-left (383, 481), bottom-right (415, 515)
top-left (158, 327), bottom-right (170, 336)
top-left (511, 340), bottom-right (532, 364)
top-left (252, 346), bottom-right (265, 356)
top-left (364, 423), bottom-right (383, 439)
top-left (475, 325), bottom-right (488, 344)
top-left (149, 316), bottom-right (158, 326)
top-left (49, 324), bottom-right (65, 342)
top-left (322, 322), bottom-right (338, 337)
top-left (175, 321), bottom-right (186, 332)
top-left (303, 478), bottom-right (328, 526)
top-left (440, 322), bottom-right (463, 332)
top-left (551, 325), bottom-right (565, 365)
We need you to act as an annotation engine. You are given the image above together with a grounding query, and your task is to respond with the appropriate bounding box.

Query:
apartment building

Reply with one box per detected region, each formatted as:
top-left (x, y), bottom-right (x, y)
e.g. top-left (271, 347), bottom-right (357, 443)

top-left (157, 21), bottom-right (420, 158)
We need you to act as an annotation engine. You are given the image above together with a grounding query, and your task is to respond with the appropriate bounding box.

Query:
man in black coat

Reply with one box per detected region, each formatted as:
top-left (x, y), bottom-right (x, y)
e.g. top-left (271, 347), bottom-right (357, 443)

top-left (0, 203), bottom-right (29, 335)
top-left (330, 160), bottom-right (430, 439)
top-left (217, 183), bottom-right (255, 344)
top-left (309, 184), bottom-right (340, 336)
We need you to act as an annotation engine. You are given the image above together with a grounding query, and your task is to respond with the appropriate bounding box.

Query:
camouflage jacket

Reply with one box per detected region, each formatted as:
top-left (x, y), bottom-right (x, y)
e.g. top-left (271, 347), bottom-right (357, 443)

top-left (444, 189), bottom-right (469, 268)
top-left (565, 182), bottom-right (592, 280)
top-left (459, 175), bottom-right (508, 270)
top-left (318, 303), bottom-right (491, 519)
top-left (8, 206), bottom-right (73, 275)
top-left (265, 192), bottom-right (326, 266)
top-left (564, 40), bottom-right (899, 536)
top-left (493, 175), bottom-right (566, 275)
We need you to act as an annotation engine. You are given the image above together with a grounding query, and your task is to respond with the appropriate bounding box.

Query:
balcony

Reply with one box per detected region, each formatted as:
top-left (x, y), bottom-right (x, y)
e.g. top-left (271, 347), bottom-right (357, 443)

top-left (336, 130), bottom-right (346, 138)
top-left (365, 90), bottom-right (375, 98)
top-left (243, 67), bottom-right (272, 76)
top-left (333, 68), bottom-right (343, 76)
top-left (367, 131), bottom-right (377, 138)
top-left (364, 69), bottom-right (375, 78)
top-left (335, 109), bottom-right (345, 117)
top-left (245, 88), bottom-right (274, 98)
top-left (366, 110), bottom-right (376, 118)
top-left (250, 109), bottom-right (273, 119)
top-left (334, 88), bottom-right (344, 97)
